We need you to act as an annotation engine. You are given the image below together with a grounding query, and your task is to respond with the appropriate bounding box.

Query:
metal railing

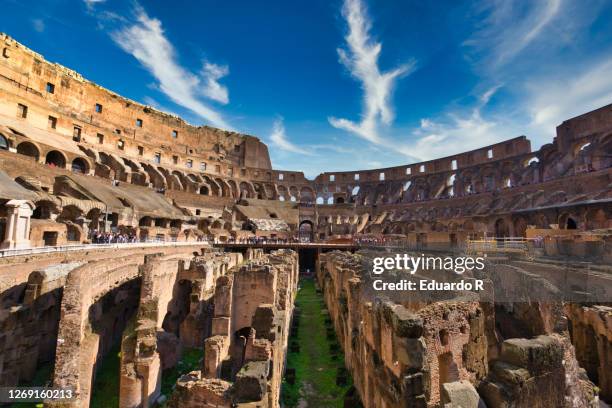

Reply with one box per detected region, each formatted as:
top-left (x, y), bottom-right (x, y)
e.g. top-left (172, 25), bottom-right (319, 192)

top-left (466, 237), bottom-right (536, 258)
top-left (0, 240), bottom-right (211, 258)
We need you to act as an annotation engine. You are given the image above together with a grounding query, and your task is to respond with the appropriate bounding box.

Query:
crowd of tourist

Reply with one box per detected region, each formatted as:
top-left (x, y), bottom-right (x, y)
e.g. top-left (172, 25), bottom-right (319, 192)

top-left (223, 236), bottom-right (302, 245)
top-left (90, 230), bottom-right (138, 244)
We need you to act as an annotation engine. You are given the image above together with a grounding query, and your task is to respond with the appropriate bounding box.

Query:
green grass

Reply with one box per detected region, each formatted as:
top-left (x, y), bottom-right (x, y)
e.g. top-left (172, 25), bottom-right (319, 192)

top-left (9, 362), bottom-right (53, 408)
top-left (88, 343), bottom-right (203, 408)
top-left (90, 345), bottom-right (121, 408)
top-left (159, 347), bottom-right (203, 401)
top-left (281, 278), bottom-right (353, 408)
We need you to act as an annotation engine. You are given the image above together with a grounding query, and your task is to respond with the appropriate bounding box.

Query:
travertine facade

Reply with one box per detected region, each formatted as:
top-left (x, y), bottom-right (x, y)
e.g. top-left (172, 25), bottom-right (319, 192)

top-left (0, 32), bottom-right (610, 408)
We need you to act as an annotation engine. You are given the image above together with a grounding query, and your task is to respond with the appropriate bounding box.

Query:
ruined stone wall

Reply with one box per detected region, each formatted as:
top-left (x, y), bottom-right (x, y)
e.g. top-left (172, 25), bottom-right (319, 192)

top-left (48, 254), bottom-right (145, 407)
top-left (566, 304), bottom-right (612, 403)
top-left (169, 249), bottom-right (298, 408)
top-left (316, 250), bottom-right (601, 407)
top-left (316, 251), bottom-right (489, 407)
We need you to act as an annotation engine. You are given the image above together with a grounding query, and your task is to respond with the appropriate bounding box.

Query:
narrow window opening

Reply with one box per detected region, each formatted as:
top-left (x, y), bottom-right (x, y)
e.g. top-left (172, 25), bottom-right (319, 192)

top-left (17, 103), bottom-right (28, 118)
top-left (72, 126), bottom-right (82, 142)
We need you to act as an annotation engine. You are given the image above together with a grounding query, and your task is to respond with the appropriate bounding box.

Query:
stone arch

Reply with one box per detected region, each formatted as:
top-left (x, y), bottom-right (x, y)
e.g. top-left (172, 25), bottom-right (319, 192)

top-left (227, 179), bottom-right (240, 198)
top-left (289, 186), bottom-right (299, 201)
top-left (494, 218), bottom-right (510, 237)
top-left (239, 182), bottom-right (255, 199)
top-left (32, 200), bottom-right (58, 219)
top-left (215, 178), bottom-right (231, 197)
top-left (300, 186), bottom-right (315, 203)
top-left (0, 133), bottom-right (8, 150)
top-left (199, 185), bottom-right (210, 195)
top-left (559, 213), bottom-right (578, 230)
top-left (17, 141), bottom-right (40, 161)
top-left (71, 157), bottom-right (89, 174)
top-left (298, 220), bottom-right (314, 242)
top-left (45, 150), bottom-right (67, 168)
top-left (58, 204), bottom-right (83, 222)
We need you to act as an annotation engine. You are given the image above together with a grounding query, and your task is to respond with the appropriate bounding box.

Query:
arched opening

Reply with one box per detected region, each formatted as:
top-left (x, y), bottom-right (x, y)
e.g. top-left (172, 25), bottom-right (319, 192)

top-left (298, 220), bottom-right (314, 243)
top-left (300, 187), bottom-right (314, 203)
top-left (0, 133), bottom-right (8, 150)
top-left (290, 196), bottom-right (297, 202)
top-left (66, 225), bottom-right (81, 242)
top-left (33, 201), bottom-right (55, 219)
top-left (327, 197), bottom-right (334, 205)
top-left (566, 217), bottom-right (577, 230)
top-left (17, 142), bottom-right (40, 161)
top-left (45, 150), bottom-right (66, 168)
top-left (199, 186), bottom-right (209, 195)
top-left (58, 205), bottom-right (82, 222)
top-left (279, 195), bottom-right (285, 201)
top-left (316, 197), bottom-right (324, 205)
top-left (71, 157), bottom-right (89, 173)
top-left (494, 218), bottom-right (509, 237)
top-left (352, 186), bottom-right (360, 196)
top-left (335, 197), bottom-right (345, 204)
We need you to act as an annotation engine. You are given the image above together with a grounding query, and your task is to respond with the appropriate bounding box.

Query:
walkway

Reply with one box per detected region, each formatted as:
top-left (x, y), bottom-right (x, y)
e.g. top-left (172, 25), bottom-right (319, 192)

top-left (0, 240), bottom-right (210, 258)
top-left (281, 278), bottom-right (355, 407)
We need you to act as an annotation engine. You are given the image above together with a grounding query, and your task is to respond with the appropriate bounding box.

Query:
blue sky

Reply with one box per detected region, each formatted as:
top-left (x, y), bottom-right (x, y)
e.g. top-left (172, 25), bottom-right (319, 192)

top-left (2, 0), bottom-right (612, 177)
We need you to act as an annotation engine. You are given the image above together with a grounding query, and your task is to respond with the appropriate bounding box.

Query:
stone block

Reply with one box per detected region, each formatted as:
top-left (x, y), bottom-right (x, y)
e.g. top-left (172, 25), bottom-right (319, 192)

top-left (441, 380), bottom-right (487, 408)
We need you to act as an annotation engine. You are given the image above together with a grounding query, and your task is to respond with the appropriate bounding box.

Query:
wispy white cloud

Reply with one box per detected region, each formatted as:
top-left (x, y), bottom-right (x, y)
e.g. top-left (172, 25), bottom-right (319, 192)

top-left (200, 62), bottom-right (229, 104)
top-left (465, 0), bottom-right (563, 68)
top-left (84, 0), bottom-right (106, 11)
top-left (526, 57), bottom-right (612, 143)
top-left (400, 86), bottom-right (509, 161)
top-left (270, 118), bottom-right (312, 155)
top-left (31, 19), bottom-right (45, 33)
top-left (110, 5), bottom-right (231, 129)
top-left (329, 0), bottom-right (416, 143)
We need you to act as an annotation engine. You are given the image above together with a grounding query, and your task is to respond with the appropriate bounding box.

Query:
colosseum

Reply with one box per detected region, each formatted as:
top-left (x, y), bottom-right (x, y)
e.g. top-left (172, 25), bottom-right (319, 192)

top-left (0, 32), bottom-right (610, 408)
